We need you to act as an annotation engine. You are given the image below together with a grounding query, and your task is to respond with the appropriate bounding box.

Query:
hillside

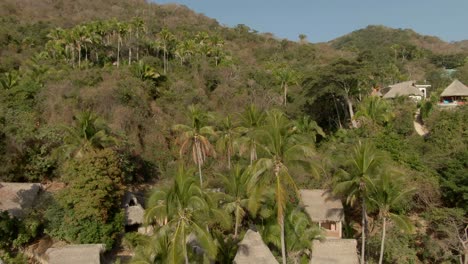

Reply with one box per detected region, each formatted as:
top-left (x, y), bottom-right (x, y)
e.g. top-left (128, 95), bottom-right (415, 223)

top-left (0, 1), bottom-right (467, 264)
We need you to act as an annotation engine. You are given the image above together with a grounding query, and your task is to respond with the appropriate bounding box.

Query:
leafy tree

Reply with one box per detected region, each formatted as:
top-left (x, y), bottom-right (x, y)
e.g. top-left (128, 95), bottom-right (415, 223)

top-left (173, 105), bottom-right (217, 186)
top-left (252, 109), bottom-right (316, 264)
top-left (45, 149), bottom-right (125, 248)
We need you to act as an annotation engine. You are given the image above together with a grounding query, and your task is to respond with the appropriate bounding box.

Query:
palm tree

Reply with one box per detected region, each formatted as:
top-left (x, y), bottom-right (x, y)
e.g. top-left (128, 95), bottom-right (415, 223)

top-left (61, 111), bottom-right (116, 158)
top-left (173, 105), bottom-right (217, 186)
top-left (144, 165), bottom-right (230, 263)
top-left (219, 164), bottom-right (264, 238)
top-left (252, 109), bottom-right (316, 264)
top-left (334, 141), bottom-right (382, 264)
top-left (355, 96), bottom-right (393, 127)
top-left (157, 28), bottom-right (175, 74)
top-left (216, 116), bottom-right (245, 169)
top-left (273, 67), bottom-right (300, 106)
top-left (238, 105), bottom-right (265, 165)
top-left (292, 116), bottom-right (326, 143)
top-left (261, 207), bottom-right (322, 263)
top-left (368, 172), bottom-right (415, 264)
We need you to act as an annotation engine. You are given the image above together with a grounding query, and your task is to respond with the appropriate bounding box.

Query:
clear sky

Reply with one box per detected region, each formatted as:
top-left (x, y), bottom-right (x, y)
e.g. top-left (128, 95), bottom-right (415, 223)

top-left (153, 0), bottom-right (468, 43)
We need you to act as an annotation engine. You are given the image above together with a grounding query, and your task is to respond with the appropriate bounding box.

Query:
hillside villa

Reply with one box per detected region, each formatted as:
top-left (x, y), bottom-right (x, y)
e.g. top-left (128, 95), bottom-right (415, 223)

top-left (300, 189), bottom-right (344, 238)
top-left (382, 81), bottom-right (429, 101)
top-left (439, 79), bottom-right (468, 106)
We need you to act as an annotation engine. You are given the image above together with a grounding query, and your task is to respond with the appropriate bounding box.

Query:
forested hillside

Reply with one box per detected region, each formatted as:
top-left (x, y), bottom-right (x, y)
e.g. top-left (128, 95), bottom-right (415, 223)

top-left (0, 0), bottom-right (467, 263)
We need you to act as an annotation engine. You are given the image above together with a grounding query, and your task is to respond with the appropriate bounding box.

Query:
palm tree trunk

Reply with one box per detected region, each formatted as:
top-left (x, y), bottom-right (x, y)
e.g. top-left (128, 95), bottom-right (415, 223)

top-left (117, 35), bottom-right (121, 67)
top-left (78, 44), bottom-right (81, 68)
top-left (227, 147), bottom-right (231, 169)
top-left (361, 197), bottom-right (366, 264)
top-left (129, 47), bottom-right (132, 65)
top-left (195, 140), bottom-right (203, 186)
top-left (234, 205), bottom-right (240, 238)
top-left (283, 83), bottom-right (288, 106)
top-left (281, 217), bottom-right (287, 264)
top-left (378, 217), bottom-right (386, 264)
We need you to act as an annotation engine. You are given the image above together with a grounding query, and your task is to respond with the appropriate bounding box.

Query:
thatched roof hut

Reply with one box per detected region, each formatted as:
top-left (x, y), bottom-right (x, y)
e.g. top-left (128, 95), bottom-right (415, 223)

top-left (383, 81), bottom-right (423, 99)
top-left (123, 192), bottom-right (144, 226)
top-left (300, 189), bottom-right (344, 222)
top-left (0, 182), bottom-right (42, 218)
top-left (311, 239), bottom-right (359, 264)
top-left (45, 244), bottom-right (105, 264)
top-left (233, 229), bottom-right (279, 264)
top-left (440, 79), bottom-right (468, 97)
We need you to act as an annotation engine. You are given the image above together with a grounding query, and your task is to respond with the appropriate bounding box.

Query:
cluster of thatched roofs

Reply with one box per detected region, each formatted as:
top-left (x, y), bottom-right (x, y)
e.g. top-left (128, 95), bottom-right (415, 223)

top-left (382, 81), bottom-right (424, 99)
top-left (234, 189), bottom-right (358, 264)
top-left (1, 182), bottom-right (359, 263)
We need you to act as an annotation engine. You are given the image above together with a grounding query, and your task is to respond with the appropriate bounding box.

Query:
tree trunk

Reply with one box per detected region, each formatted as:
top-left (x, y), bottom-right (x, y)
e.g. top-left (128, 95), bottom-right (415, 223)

top-left (117, 35), bottom-right (121, 67)
top-left (283, 83), bottom-right (288, 106)
top-left (361, 198), bottom-right (366, 264)
top-left (281, 216), bottom-right (287, 264)
top-left (227, 147), bottom-right (231, 169)
top-left (195, 140), bottom-right (203, 186)
top-left (234, 205), bottom-right (240, 238)
top-left (78, 44), bottom-right (81, 68)
top-left (378, 217), bottom-right (386, 264)
top-left (129, 47), bottom-right (132, 65)
top-left (345, 95), bottom-right (358, 128)
top-left (332, 94), bottom-right (343, 129)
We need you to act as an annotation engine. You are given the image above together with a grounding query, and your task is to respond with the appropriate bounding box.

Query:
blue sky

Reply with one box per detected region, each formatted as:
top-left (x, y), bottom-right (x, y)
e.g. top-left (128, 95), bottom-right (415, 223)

top-left (153, 0), bottom-right (468, 43)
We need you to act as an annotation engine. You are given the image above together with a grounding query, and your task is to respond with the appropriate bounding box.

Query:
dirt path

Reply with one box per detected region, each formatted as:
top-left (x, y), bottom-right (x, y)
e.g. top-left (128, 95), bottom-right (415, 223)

top-left (414, 109), bottom-right (429, 136)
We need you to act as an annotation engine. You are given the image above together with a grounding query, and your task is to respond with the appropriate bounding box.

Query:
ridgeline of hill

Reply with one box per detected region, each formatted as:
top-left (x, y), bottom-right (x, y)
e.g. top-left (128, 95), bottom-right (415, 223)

top-left (0, 1), bottom-right (467, 263)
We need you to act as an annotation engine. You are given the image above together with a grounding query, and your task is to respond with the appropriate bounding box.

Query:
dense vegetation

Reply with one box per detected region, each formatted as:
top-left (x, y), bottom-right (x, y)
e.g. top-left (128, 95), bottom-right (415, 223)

top-left (0, 0), bottom-right (467, 263)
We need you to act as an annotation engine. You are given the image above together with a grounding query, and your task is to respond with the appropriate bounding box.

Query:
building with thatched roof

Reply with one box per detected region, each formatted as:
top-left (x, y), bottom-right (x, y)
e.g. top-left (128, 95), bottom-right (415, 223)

top-left (45, 244), bottom-right (105, 264)
top-left (300, 189), bottom-right (344, 238)
top-left (123, 192), bottom-right (144, 227)
top-left (382, 81), bottom-right (424, 100)
top-left (0, 182), bottom-right (42, 218)
top-left (439, 79), bottom-right (468, 106)
top-left (311, 239), bottom-right (359, 264)
top-left (233, 229), bottom-right (279, 264)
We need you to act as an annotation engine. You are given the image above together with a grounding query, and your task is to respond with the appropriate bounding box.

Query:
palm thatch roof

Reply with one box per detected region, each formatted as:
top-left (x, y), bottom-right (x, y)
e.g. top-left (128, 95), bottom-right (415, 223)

top-left (311, 239), bottom-right (359, 264)
top-left (440, 79), bottom-right (468, 97)
top-left (383, 81), bottom-right (423, 99)
top-left (233, 229), bottom-right (279, 264)
top-left (123, 192), bottom-right (144, 226)
top-left (300, 189), bottom-right (344, 222)
top-left (45, 244), bottom-right (105, 264)
top-left (0, 182), bottom-right (42, 218)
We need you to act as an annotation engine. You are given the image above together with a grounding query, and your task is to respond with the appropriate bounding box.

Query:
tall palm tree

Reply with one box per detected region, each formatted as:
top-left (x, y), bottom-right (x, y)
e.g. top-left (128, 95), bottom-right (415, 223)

top-left (173, 105), bottom-right (216, 186)
top-left (157, 28), bottom-right (175, 74)
top-left (368, 172), bottom-right (415, 264)
top-left (216, 116), bottom-right (245, 169)
top-left (144, 165), bottom-right (230, 263)
top-left (273, 67), bottom-right (300, 106)
top-left (238, 105), bottom-right (265, 165)
top-left (334, 141), bottom-right (382, 264)
top-left (219, 164), bottom-right (264, 238)
top-left (252, 109), bottom-right (316, 264)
